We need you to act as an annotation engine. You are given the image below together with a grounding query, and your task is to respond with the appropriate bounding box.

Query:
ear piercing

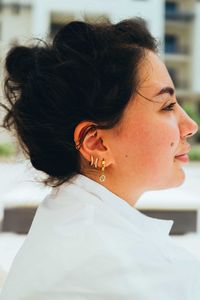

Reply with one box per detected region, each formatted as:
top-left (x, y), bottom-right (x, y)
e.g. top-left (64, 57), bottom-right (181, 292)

top-left (94, 158), bottom-right (99, 168)
top-left (90, 155), bottom-right (94, 166)
top-left (90, 155), bottom-right (98, 168)
top-left (90, 156), bottom-right (106, 182)
top-left (99, 159), bottom-right (106, 182)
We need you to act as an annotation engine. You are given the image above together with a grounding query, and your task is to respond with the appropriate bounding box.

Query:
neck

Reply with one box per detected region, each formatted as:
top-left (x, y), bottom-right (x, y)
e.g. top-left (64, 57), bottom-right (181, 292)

top-left (82, 170), bottom-right (143, 207)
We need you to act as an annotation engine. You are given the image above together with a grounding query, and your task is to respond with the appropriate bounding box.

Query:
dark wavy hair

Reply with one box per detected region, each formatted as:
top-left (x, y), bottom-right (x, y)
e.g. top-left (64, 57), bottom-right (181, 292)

top-left (1, 18), bottom-right (158, 187)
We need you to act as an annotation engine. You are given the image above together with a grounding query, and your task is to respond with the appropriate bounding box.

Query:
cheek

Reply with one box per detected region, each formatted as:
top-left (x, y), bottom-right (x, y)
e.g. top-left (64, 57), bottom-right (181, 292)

top-left (123, 118), bottom-right (180, 169)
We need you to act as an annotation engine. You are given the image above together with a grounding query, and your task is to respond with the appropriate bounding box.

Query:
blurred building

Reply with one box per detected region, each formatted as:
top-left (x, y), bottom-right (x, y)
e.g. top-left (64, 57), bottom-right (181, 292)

top-left (0, 0), bottom-right (199, 142)
top-left (164, 0), bottom-right (200, 102)
top-left (0, 0), bottom-right (31, 67)
top-left (0, 0), bottom-right (165, 70)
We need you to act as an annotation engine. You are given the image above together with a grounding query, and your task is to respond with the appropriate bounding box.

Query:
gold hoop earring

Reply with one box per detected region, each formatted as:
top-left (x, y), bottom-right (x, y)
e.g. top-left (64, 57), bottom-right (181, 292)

top-left (90, 155), bottom-right (94, 166)
top-left (94, 157), bottom-right (99, 168)
top-left (99, 159), bottom-right (106, 182)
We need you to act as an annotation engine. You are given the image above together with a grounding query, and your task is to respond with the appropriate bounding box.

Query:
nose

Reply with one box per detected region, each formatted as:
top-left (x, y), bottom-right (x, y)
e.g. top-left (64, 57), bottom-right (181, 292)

top-left (179, 106), bottom-right (198, 139)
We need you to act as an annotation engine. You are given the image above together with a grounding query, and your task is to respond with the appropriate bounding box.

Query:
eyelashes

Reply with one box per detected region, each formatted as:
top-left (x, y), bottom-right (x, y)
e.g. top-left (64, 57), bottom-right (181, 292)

top-left (162, 102), bottom-right (176, 112)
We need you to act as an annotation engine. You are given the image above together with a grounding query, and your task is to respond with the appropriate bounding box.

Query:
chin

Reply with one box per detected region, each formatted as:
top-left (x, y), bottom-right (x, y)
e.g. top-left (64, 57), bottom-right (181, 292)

top-left (165, 168), bottom-right (186, 189)
top-left (153, 168), bottom-right (186, 191)
top-left (175, 173), bottom-right (186, 187)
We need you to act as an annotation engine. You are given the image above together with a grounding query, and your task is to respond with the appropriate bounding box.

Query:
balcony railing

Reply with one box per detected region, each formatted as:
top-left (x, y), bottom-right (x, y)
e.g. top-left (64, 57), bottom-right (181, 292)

top-left (165, 45), bottom-right (189, 55)
top-left (165, 11), bottom-right (194, 22)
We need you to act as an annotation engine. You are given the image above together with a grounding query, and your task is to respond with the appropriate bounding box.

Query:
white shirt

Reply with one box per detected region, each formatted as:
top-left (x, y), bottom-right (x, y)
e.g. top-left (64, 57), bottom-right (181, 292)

top-left (1, 174), bottom-right (200, 300)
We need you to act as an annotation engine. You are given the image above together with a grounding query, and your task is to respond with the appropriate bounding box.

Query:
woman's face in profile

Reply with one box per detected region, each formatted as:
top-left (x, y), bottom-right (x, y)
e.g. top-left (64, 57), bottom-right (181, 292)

top-left (108, 51), bottom-right (198, 194)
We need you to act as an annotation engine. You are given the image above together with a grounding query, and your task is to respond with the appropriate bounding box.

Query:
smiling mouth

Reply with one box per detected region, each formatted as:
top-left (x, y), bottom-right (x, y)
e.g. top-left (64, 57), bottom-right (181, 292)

top-left (174, 144), bottom-right (191, 163)
top-left (175, 154), bottom-right (189, 163)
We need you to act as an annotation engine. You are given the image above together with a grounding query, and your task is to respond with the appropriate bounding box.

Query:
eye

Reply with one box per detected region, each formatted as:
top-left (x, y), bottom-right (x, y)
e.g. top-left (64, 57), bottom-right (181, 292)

top-left (162, 102), bottom-right (176, 111)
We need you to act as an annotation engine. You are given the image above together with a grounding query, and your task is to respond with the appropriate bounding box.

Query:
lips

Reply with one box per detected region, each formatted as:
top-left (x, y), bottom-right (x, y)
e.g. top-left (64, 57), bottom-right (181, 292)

top-left (175, 146), bottom-right (191, 163)
top-left (175, 153), bottom-right (189, 163)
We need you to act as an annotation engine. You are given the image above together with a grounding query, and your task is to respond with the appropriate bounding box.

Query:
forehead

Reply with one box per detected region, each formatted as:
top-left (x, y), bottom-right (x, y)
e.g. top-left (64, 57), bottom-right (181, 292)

top-left (138, 51), bottom-right (174, 93)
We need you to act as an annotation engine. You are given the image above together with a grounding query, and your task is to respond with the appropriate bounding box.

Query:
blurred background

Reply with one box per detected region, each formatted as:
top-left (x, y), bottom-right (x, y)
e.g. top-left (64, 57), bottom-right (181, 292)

top-left (0, 0), bottom-right (200, 290)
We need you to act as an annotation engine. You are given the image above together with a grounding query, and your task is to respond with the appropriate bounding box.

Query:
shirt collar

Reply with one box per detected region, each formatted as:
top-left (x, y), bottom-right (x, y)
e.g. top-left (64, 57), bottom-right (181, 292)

top-left (69, 174), bottom-right (174, 237)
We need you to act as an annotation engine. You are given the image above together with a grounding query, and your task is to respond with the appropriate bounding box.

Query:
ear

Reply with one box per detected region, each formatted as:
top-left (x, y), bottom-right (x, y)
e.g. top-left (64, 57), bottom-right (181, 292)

top-left (74, 121), bottom-right (113, 167)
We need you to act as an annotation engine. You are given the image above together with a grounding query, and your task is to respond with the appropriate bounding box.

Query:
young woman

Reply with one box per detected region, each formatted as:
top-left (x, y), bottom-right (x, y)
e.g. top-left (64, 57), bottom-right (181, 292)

top-left (0, 18), bottom-right (199, 300)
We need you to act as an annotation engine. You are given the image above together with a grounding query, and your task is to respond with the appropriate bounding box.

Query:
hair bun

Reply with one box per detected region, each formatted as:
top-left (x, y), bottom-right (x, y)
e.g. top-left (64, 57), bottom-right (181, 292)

top-left (53, 21), bottom-right (95, 59)
top-left (5, 46), bottom-right (36, 84)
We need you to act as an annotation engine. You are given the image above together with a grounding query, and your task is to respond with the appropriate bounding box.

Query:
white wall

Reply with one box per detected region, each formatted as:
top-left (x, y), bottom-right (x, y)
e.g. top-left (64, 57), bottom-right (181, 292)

top-left (0, 7), bottom-right (32, 57)
top-left (31, 0), bottom-right (165, 48)
top-left (191, 2), bottom-right (200, 93)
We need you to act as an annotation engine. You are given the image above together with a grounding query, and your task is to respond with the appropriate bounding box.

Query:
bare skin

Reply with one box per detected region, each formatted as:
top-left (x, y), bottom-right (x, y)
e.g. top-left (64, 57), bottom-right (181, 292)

top-left (74, 51), bottom-right (198, 206)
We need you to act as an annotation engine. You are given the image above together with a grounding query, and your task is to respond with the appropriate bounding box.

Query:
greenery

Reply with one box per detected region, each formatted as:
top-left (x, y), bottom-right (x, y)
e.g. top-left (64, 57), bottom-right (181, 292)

top-left (182, 102), bottom-right (200, 160)
top-left (189, 145), bottom-right (200, 161)
top-left (183, 102), bottom-right (200, 128)
top-left (0, 142), bottom-right (16, 157)
top-left (182, 102), bottom-right (200, 148)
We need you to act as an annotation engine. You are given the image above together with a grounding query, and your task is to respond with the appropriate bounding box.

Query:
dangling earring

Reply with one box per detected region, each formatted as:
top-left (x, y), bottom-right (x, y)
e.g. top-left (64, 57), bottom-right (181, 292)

top-left (99, 158), bottom-right (106, 182)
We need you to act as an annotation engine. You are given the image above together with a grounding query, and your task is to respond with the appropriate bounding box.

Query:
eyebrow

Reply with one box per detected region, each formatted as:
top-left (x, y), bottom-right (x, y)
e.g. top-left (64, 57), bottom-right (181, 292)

top-left (136, 86), bottom-right (176, 104)
top-left (155, 86), bottom-right (175, 97)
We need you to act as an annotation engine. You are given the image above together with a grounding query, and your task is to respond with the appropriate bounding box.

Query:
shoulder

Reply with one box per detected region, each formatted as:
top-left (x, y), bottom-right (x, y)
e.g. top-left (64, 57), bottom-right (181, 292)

top-left (2, 179), bottom-right (200, 299)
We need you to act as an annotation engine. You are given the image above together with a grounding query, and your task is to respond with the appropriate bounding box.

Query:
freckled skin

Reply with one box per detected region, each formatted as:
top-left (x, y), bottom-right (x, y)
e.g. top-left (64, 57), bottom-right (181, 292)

top-left (102, 51), bottom-right (198, 206)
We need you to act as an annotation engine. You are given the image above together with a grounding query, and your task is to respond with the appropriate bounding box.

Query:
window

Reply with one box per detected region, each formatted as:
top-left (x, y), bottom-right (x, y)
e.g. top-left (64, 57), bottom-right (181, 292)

top-left (167, 67), bottom-right (178, 86)
top-left (11, 4), bottom-right (21, 15)
top-left (165, 1), bottom-right (178, 13)
top-left (165, 34), bottom-right (178, 53)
